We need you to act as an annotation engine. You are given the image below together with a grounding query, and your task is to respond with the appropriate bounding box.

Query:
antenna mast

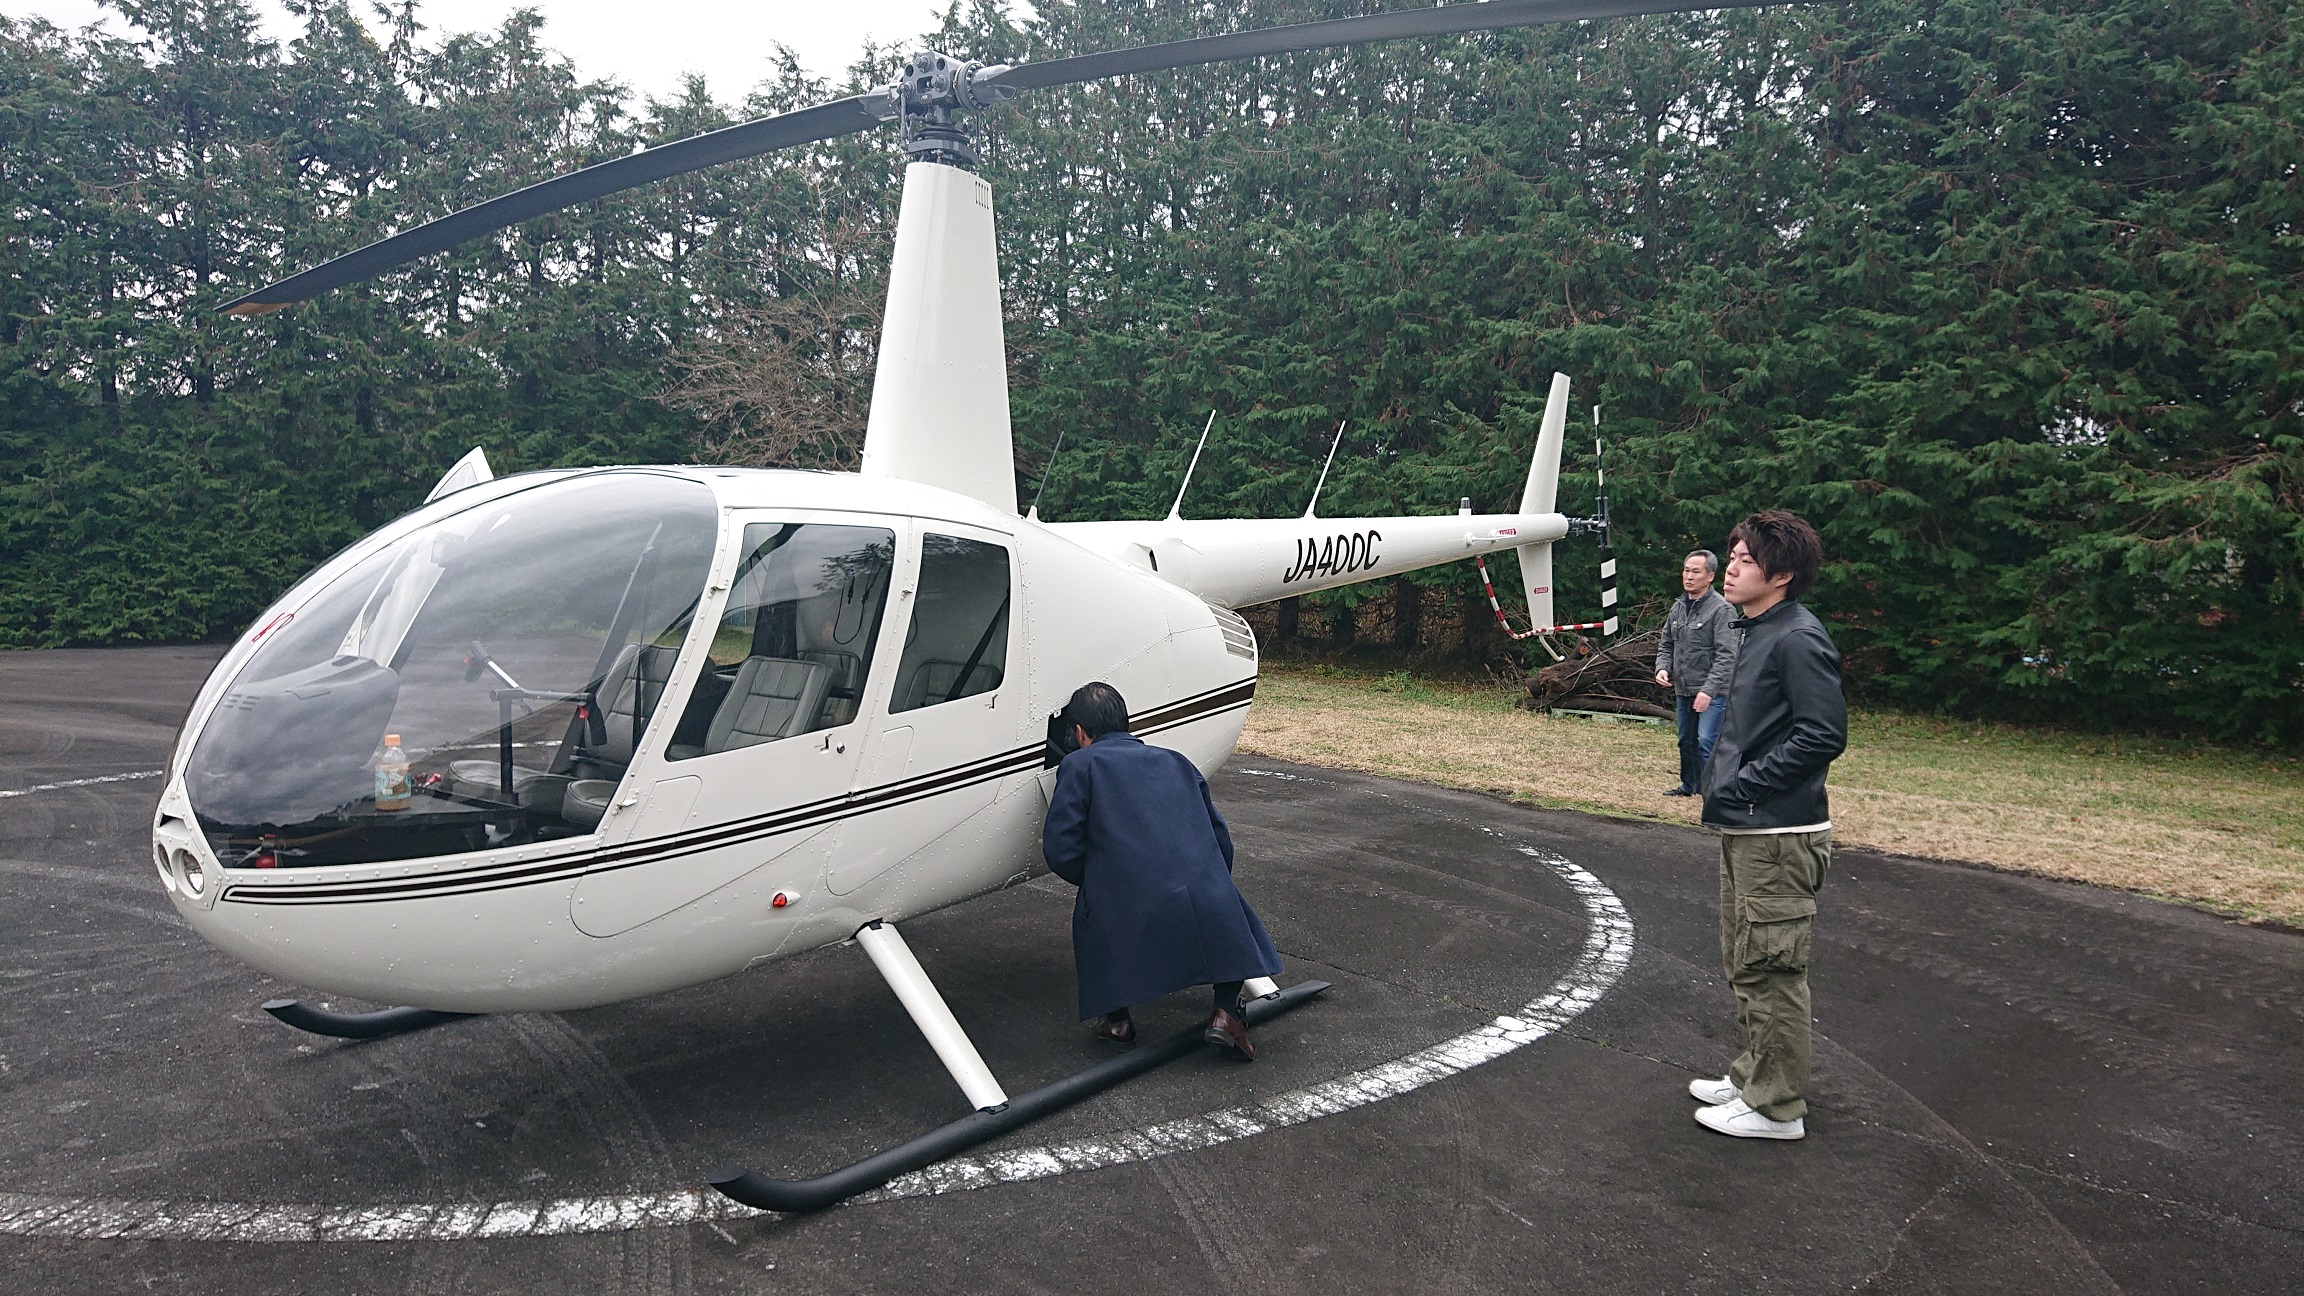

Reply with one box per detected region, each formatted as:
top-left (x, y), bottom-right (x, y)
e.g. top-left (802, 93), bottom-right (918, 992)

top-left (1167, 411), bottom-right (1219, 521)
top-left (1303, 421), bottom-right (1349, 518)
top-left (1027, 426), bottom-right (1067, 521)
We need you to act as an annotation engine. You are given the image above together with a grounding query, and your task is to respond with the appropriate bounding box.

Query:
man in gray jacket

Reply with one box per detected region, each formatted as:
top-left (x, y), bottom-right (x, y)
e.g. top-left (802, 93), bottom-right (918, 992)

top-left (1655, 550), bottom-right (1738, 796)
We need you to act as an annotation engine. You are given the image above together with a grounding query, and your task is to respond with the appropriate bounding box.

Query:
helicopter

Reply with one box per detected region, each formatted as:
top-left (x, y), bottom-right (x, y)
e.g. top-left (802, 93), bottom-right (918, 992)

top-left (155, 1), bottom-right (1728, 1210)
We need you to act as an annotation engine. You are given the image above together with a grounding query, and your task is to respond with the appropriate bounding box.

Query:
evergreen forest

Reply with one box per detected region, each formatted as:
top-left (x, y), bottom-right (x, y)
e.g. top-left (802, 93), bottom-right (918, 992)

top-left (4, 1), bottom-right (2300, 743)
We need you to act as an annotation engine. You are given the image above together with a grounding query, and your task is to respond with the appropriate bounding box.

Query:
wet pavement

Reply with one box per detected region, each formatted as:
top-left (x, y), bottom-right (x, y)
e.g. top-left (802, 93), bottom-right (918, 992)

top-left (1, 646), bottom-right (2297, 1293)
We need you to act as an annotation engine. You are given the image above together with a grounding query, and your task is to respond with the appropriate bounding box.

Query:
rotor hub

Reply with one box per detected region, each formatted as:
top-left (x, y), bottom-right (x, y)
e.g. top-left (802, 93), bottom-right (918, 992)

top-left (876, 51), bottom-right (1015, 170)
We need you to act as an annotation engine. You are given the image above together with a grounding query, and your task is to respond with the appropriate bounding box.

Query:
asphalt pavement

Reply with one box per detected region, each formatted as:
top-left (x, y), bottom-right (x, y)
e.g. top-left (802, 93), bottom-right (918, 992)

top-left (1, 646), bottom-right (2296, 1294)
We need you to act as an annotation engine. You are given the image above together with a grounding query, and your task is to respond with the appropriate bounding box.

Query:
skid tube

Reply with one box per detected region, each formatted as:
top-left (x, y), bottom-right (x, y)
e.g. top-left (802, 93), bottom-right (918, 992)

top-left (262, 998), bottom-right (475, 1040)
top-left (710, 979), bottom-right (1331, 1213)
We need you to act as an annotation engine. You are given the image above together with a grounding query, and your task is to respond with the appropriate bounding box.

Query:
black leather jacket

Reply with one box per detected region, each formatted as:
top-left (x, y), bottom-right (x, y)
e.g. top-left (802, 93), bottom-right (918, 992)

top-left (1700, 599), bottom-right (1847, 829)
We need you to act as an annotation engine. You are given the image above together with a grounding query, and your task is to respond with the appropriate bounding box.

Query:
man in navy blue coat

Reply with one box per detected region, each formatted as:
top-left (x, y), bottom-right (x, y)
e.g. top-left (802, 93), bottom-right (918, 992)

top-left (1042, 682), bottom-right (1283, 1059)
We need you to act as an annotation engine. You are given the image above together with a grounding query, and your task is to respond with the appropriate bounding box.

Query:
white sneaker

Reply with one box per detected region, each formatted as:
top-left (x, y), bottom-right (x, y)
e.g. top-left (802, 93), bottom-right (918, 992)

top-left (1695, 1097), bottom-right (1805, 1140)
top-left (1688, 1074), bottom-right (1738, 1105)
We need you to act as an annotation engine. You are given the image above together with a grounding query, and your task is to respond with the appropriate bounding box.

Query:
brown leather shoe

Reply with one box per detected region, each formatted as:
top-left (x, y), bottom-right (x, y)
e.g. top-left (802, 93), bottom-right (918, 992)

top-left (1095, 1013), bottom-right (1136, 1046)
top-left (1203, 1007), bottom-right (1254, 1061)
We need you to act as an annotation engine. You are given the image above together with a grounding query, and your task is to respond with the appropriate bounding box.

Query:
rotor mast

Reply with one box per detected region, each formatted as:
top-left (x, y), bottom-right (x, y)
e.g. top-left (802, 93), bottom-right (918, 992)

top-left (858, 54), bottom-right (1023, 515)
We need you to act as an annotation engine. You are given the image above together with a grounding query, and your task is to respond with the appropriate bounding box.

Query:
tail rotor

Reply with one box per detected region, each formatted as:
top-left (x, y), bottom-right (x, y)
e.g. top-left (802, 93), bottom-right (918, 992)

top-left (1475, 402), bottom-right (1618, 658)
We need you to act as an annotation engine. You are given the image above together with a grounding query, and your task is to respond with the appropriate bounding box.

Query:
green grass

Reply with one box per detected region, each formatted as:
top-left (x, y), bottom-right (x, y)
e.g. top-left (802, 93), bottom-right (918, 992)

top-left (1239, 662), bottom-right (2304, 928)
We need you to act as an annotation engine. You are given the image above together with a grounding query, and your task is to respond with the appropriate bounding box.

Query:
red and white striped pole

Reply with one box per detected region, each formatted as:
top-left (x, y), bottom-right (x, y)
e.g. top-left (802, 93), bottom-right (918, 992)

top-left (1474, 554), bottom-right (1609, 638)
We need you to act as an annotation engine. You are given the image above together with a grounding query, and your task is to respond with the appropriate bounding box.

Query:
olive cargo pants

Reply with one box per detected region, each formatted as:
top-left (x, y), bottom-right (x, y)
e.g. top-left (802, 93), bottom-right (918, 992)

top-left (1718, 828), bottom-right (1830, 1122)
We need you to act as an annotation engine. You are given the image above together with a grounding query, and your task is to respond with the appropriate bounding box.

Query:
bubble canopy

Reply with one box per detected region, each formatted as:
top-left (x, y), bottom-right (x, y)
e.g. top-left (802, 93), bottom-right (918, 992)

top-left (184, 472), bottom-right (719, 868)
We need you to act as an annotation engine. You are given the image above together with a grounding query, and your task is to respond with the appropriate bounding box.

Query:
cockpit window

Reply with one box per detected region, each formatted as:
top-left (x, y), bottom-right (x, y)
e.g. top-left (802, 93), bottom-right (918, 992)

top-left (890, 534), bottom-right (1010, 713)
top-left (665, 522), bottom-right (895, 759)
top-left (183, 472), bottom-right (717, 868)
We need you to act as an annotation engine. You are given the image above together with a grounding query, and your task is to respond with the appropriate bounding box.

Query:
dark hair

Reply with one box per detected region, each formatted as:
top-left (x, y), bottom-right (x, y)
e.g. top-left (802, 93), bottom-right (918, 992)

top-left (1063, 681), bottom-right (1131, 739)
top-left (1685, 549), bottom-right (1719, 576)
top-left (1727, 511), bottom-right (1823, 601)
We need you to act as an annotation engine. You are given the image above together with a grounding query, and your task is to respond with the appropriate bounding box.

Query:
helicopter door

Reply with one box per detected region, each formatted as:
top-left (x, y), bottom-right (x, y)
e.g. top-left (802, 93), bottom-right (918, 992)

top-left (570, 517), bottom-right (895, 937)
top-left (827, 525), bottom-right (1023, 896)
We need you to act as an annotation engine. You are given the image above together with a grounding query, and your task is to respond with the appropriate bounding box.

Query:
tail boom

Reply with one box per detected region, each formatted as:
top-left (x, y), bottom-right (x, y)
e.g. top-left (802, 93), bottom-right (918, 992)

top-left (1044, 371), bottom-right (1587, 616)
top-left (1048, 510), bottom-right (1569, 610)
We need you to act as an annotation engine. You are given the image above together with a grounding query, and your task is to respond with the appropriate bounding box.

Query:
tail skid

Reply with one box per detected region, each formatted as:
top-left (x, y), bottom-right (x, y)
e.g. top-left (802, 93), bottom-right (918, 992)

top-left (1473, 554), bottom-right (1614, 640)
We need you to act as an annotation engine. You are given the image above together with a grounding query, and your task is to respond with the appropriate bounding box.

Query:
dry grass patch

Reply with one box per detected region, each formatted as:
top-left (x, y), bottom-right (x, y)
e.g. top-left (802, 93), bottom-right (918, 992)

top-left (1238, 664), bottom-right (2304, 927)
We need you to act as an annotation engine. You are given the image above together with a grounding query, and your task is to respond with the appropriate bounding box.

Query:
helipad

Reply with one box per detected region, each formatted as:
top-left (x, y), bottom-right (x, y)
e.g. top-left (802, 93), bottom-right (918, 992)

top-left (2, 647), bottom-right (2296, 1292)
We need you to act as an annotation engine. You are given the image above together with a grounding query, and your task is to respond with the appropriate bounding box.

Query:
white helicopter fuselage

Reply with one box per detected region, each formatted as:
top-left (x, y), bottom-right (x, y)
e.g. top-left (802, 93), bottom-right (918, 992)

top-left (149, 467), bottom-right (1566, 1013)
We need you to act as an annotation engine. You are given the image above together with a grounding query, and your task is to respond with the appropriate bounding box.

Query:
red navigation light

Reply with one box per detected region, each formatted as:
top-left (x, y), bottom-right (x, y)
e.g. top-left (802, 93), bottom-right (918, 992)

top-left (771, 891), bottom-right (792, 909)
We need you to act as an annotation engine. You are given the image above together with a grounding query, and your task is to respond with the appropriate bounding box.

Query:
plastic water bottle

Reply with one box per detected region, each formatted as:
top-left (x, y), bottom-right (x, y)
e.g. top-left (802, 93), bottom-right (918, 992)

top-left (373, 733), bottom-right (412, 811)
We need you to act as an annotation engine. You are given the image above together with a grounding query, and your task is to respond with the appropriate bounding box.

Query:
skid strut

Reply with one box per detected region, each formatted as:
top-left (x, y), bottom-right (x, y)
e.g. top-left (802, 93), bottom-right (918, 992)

top-left (261, 998), bottom-right (474, 1040)
top-left (709, 977), bottom-right (1330, 1213)
top-left (853, 920), bottom-right (1009, 1111)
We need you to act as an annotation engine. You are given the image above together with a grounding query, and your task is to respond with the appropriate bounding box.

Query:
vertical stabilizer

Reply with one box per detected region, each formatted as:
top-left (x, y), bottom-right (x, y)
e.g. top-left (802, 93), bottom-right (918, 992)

top-left (1515, 372), bottom-right (1572, 630)
top-left (1520, 372), bottom-right (1571, 517)
top-left (861, 161), bottom-right (1017, 514)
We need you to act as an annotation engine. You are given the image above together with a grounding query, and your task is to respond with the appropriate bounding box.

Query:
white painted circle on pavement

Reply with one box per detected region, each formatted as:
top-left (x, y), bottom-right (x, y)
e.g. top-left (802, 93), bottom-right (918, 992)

top-left (0, 771), bottom-right (1633, 1242)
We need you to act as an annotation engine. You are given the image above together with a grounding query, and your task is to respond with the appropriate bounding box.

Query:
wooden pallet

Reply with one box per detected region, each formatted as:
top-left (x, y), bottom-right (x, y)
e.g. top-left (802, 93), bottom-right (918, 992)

top-left (1550, 706), bottom-right (1669, 727)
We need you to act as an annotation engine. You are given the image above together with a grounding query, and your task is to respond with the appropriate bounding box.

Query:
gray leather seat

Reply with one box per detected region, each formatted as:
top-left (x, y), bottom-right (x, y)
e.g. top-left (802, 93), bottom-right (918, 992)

top-left (801, 649), bottom-right (863, 727)
top-left (556, 643), bottom-right (682, 828)
top-left (453, 643), bottom-right (672, 819)
top-left (705, 656), bottom-right (831, 753)
top-left (592, 642), bottom-right (679, 765)
top-left (898, 659), bottom-right (1002, 711)
top-left (802, 649), bottom-right (863, 696)
top-left (562, 778), bottom-right (618, 830)
top-left (448, 760), bottom-right (565, 806)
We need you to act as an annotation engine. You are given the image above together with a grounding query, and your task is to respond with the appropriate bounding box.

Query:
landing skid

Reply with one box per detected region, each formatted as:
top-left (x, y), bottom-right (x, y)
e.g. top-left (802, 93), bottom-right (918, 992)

top-left (261, 998), bottom-right (474, 1040)
top-left (709, 977), bottom-right (1330, 1213)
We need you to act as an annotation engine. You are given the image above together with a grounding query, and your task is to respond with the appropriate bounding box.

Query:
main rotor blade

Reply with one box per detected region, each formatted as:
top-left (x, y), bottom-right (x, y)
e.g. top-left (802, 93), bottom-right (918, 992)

top-left (221, 95), bottom-right (889, 314)
top-left (225, 3), bottom-right (1768, 314)
top-left (989, 0), bottom-right (1761, 93)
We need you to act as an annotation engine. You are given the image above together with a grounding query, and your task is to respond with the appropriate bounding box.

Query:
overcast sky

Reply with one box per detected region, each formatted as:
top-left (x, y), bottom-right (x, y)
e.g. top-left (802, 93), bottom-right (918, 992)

top-left (0, 1), bottom-right (1031, 102)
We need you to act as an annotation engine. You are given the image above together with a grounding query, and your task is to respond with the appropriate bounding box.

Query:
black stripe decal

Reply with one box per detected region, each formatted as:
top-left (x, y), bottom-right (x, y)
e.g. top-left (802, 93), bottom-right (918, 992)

top-left (220, 677), bottom-right (1255, 906)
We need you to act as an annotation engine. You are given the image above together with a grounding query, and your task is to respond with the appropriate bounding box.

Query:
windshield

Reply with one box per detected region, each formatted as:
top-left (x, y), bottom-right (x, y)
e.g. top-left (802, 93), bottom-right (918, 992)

top-left (184, 472), bottom-right (719, 868)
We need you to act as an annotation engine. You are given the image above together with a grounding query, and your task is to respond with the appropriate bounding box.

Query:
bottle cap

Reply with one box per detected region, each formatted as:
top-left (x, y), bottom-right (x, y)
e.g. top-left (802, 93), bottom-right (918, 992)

top-left (385, 733), bottom-right (401, 744)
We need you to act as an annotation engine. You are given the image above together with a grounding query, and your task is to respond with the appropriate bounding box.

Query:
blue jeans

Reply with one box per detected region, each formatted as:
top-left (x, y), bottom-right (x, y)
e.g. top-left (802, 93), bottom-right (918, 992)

top-left (1676, 693), bottom-right (1724, 792)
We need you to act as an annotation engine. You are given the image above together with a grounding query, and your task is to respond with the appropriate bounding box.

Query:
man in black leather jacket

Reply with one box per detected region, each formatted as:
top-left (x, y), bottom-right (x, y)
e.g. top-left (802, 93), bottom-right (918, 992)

top-left (1689, 510), bottom-right (1847, 1141)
